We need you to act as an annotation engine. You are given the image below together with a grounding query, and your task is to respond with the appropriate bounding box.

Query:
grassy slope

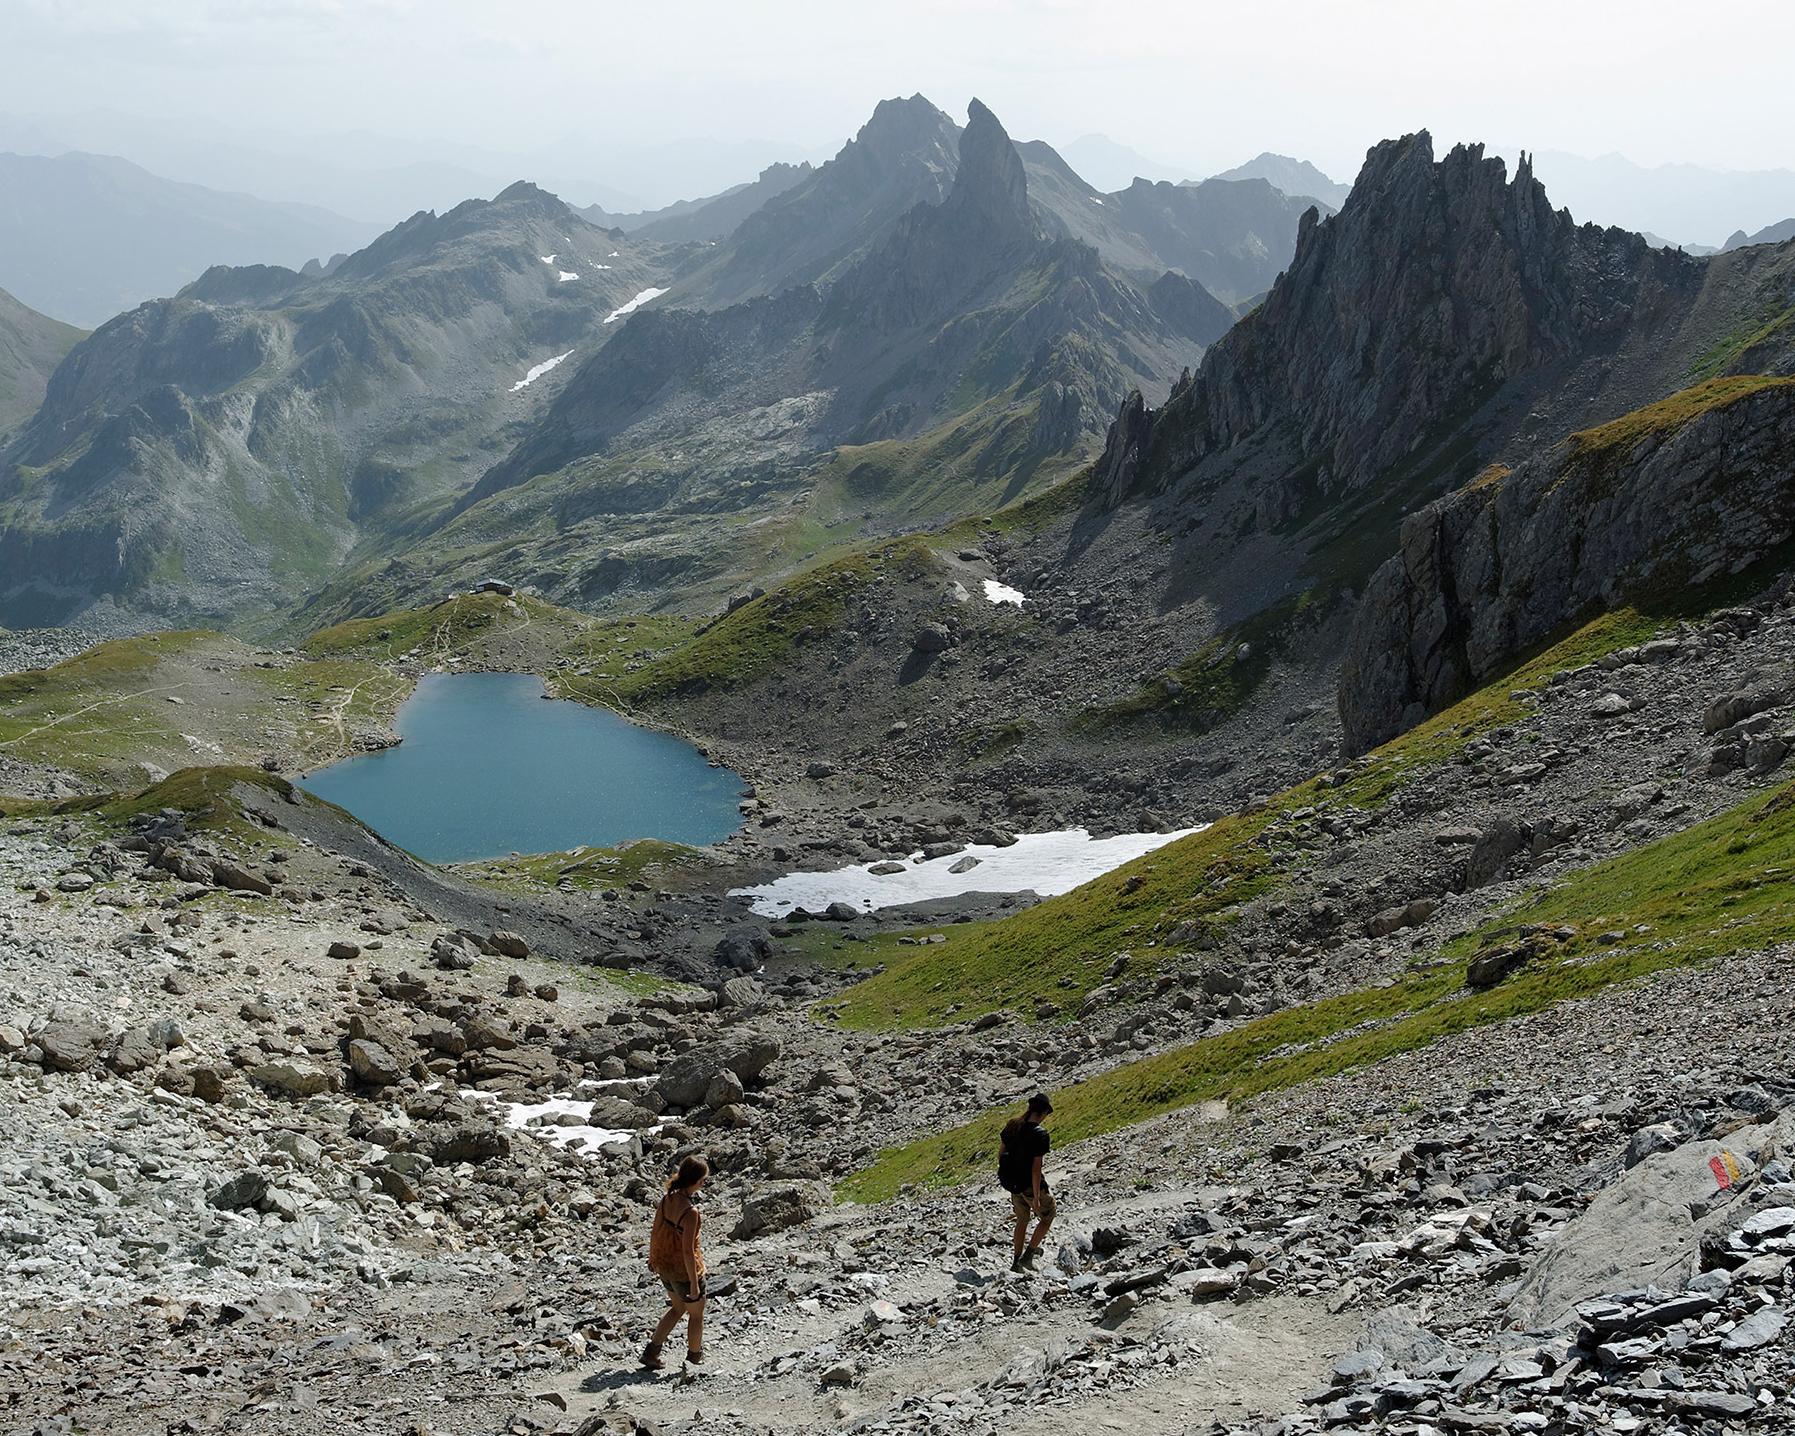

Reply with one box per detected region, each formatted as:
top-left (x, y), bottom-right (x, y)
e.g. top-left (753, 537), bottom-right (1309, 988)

top-left (0, 628), bottom-right (412, 781)
top-left (0, 631), bottom-right (226, 774)
top-left (844, 771), bottom-right (1795, 1201)
top-left (807, 389), bottom-right (1092, 538)
top-left (0, 764), bottom-right (289, 838)
top-left (832, 606), bottom-right (1666, 1031)
top-left (589, 539), bottom-right (940, 705)
top-left (457, 838), bottom-right (701, 891)
top-left (305, 591), bottom-right (592, 663)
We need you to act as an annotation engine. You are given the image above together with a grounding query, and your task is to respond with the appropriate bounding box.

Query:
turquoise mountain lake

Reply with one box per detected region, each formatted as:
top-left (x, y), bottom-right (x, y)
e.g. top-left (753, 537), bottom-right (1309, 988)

top-left (297, 672), bottom-right (744, 863)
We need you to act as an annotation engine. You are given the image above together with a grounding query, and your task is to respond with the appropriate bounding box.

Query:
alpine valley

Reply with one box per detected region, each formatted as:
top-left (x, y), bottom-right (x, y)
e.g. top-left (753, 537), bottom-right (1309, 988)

top-left (4, 77), bottom-right (1795, 1436)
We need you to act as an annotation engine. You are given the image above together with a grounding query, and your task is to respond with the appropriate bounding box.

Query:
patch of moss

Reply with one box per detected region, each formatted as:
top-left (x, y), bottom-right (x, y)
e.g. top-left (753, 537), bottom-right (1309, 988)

top-left (1567, 376), bottom-right (1795, 460)
top-left (841, 774), bottom-right (1795, 1202)
top-left (958, 718), bottom-right (1034, 763)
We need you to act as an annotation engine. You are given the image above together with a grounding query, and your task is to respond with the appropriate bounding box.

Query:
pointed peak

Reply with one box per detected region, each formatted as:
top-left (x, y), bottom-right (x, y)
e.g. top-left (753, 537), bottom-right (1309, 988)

top-left (945, 98), bottom-right (1033, 243)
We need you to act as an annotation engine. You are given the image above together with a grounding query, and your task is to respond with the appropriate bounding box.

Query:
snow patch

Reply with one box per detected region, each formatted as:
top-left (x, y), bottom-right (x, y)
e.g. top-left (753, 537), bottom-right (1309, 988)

top-left (539, 254), bottom-right (556, 264)
top-left (557, 270), bottom-right (579, 282)
top-left (730, 826), bottom-right (1203, 916)
top-left (608, 250), bottom-right (619, 257)
top-left (462, 1090), bottom-right (641, 1156)
top-left (1090, 195), bottom-right (1105, 205)
top-left (982, 579), bottom-right (1026, 606)
top-left (510, 349), bottom-right (574, 392)
top-left (604, 286), bottom-right (669, 323)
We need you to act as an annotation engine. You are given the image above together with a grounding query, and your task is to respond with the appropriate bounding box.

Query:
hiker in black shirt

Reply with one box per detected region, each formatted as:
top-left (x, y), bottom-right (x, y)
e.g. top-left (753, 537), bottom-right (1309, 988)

top-left (997, 1092), bottom-right (1055, 1272)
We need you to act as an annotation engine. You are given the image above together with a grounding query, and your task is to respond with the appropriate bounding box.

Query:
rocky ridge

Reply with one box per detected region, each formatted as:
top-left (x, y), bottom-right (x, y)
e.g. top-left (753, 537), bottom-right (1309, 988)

top-left (1096, 133), bottom-right (1706, 516)
top-left (1341, 377), bottom-right (1795, 749)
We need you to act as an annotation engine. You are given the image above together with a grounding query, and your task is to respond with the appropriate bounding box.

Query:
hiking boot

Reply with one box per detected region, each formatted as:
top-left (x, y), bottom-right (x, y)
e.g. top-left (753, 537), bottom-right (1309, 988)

top-left (1021, 1247), bottom-right (1042, 1270)
top-left (686, 1346), bottom-right (704, 1365)
top-left (1010, 1256), bottom-right (1026, 1274)
top-left (640, 1341), bottom-right (664, 1370)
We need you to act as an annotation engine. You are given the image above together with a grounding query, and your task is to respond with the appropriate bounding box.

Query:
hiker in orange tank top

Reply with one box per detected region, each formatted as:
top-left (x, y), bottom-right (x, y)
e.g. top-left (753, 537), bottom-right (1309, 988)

top-left (642, 1155), bottom-right (709, 1369)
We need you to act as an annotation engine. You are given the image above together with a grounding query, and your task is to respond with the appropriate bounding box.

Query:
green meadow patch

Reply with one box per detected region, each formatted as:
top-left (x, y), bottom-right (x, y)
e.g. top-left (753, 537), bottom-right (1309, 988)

top-left (842, 774), bottom-right (1795, 1201)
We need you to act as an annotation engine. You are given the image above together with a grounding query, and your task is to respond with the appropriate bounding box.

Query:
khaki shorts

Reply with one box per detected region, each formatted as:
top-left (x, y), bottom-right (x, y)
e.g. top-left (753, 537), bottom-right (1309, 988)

top-left (1011, 1189), bottom-right (1056, 1224)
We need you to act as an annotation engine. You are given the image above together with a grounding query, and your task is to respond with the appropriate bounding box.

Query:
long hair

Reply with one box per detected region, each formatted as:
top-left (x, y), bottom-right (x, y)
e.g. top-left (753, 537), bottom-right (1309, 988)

top-left (666, 1154), bottom-right (709, 1193)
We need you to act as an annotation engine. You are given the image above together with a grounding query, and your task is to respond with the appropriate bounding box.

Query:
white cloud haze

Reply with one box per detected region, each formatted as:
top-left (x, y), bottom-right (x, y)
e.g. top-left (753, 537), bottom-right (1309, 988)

top-left (3, 0), bottom-right (1792, 215)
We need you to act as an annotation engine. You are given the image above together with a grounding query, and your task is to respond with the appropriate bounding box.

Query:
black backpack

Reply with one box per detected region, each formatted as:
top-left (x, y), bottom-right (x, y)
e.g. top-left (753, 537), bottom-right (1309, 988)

top-left (996, 1119), bottom-right (1030, 1193)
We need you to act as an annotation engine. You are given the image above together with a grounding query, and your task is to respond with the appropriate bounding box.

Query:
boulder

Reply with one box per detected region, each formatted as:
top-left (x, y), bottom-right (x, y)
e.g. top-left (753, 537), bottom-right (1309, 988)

top-left (422, 1122), bottom-right (512, 1166)
top-left (431, 933), bottom-right (478, 970)
top-left (730, 1185), bottom-right (818, 1240)
top-left (1703, 686), bottom-right (1787, 734)
top-left (210, 1170), bottom-right (269, 1211)
top-left (211, 861), bottom-right (273, 896)
top-left (704, 1069), bottom-right (745, 1109)
top-left (718, 976), bottom-right (766, 1010)
top-left (36, 1021), bottom-right (110, 1073)
top-left (489, 930), bottom-right (529, 958)
top-left (347, 1038), bottom-right (404, 1086)
top-left (714, 931), bottom-right (771, 972)
top-left (656, 1036), bottom-right (782, 1108)
top-left (1465, 818), bottom-right (1528, 888)
top-left (1465, 943), bottom-right (1532, 989)
top-left (190, 1065), bottom-right (232, 1103)
top-left (327, 940), bottom-right (361, 961)
top-left (1509, 1109), bottom-right (1795, 1329)
top-left (910, 623), bottom-right (955, 654)
top-left (587, 1096), bottom-right (659, 1131)
top-left (106, 1026), bottom-right (163, 1075)
top-left (1364, 898), bottom-right (1439, 938)
top-left (251, 1059), bottom-right (336, 1097)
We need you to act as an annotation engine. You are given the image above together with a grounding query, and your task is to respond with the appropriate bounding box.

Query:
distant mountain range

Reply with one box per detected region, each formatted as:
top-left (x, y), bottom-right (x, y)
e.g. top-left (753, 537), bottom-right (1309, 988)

top-left (581, 164), bottom-right (816, 244)
top-left (1204, 153), bottom-right (1351, 208)
top-left (0, 181), bottom-right (681, 625)
top-left (0, 151), bottom-right (376, 326)
top-left (27, 97), bottom-right (1784, 656)
top-left (1725, 218), bottom-right (1795, 252)
top-left (1513, 148), bottom-right (1795, 251)
top-left (1056, 134), bottom-right (1191, 189)
top-left (0, 93), bottom-right (1316, 631)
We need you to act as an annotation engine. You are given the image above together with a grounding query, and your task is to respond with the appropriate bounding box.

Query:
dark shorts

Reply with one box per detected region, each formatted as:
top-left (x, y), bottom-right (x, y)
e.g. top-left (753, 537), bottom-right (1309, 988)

top-left (660, 1274), bottom-right (706, 1304)
top-left (1011, 1189), bottom-right (1056, 1224)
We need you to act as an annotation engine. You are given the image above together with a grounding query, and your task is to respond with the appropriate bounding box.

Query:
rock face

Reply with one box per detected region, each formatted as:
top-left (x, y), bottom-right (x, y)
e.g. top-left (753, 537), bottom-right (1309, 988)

top-left (1340, 378), bottom-right (1795, 750)
top-left (1095, 133), bottom-right (1702, 518)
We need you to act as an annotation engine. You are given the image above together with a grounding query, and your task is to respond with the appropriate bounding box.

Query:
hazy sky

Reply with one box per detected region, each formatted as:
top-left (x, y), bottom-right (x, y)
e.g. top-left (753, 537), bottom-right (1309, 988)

top-left (7, 0), bottom-right (1794, 189)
